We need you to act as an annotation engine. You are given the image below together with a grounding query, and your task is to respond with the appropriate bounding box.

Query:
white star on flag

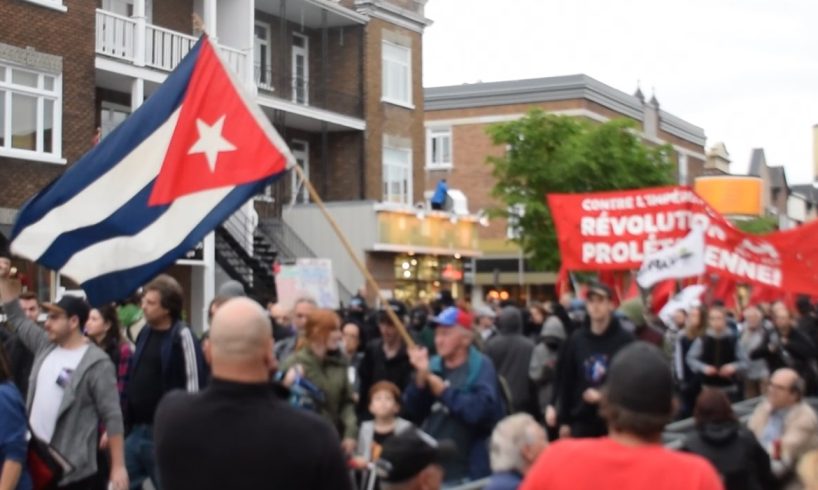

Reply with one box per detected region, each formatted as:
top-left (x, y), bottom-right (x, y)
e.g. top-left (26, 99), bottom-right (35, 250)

top-left (187, 115), bottom-right (237, 172)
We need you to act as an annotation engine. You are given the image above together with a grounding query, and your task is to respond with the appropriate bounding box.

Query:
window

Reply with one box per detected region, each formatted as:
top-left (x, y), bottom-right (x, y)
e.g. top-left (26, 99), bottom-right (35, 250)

top-left (254, 22), bottom-right (272, 90)
top-left (677, 152), bottom-right (688, 185)
top-left (100, 103), bottom-right (130, 139)
top-left (382, 41), bottom-right (411, 107)
top-left (426, 127), bottom-right (452, 168)
top-left (507, 204), bottom-right (525, 240)
top-left (383, 146), bottom-right (412, 205)
top-left (24, 0), bottom-right (67, 12)
top-left (0, 62), bottom-right (61, 160)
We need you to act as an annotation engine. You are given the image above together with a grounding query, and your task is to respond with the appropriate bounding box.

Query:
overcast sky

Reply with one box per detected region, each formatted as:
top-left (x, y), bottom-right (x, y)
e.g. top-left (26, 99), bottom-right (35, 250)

top-left (422, 0), bottom-right (818, 185)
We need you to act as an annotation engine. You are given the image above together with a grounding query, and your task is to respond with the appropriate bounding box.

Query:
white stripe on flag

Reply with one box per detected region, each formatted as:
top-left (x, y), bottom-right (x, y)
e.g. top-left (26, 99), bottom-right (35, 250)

top-left (11, 108), bottom-right (182, 261)
top-left (60, 186), bottom-right (233, 284)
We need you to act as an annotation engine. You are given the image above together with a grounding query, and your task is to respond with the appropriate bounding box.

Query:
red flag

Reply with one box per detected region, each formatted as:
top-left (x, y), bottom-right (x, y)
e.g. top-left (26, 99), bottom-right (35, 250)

top-left (623, 273), bottom-right (640, 301)
top-left (555, 266), bottom-right (570, 297)
top-left (712, 277), bottom-right (738, 310)
top-left (650, 279), bottom-right (676, 314)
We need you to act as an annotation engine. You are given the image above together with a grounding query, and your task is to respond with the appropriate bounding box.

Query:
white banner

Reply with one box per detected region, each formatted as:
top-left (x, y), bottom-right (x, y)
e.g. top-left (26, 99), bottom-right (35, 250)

top-left (637, 227), bottom-right (706, 289)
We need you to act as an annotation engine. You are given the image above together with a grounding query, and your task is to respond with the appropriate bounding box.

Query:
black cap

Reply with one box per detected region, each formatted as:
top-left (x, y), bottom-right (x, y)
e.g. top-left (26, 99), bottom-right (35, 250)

top-left (586, 281), bottom-right (613, 300)
top-left (604, 342), bottom-right (673, 415)
top-left (378, 299), bottom-right (408, 325)
top-left (43, 295), bottom-right (90, 327)
top-left (376, 429), bottom-right (457, 483)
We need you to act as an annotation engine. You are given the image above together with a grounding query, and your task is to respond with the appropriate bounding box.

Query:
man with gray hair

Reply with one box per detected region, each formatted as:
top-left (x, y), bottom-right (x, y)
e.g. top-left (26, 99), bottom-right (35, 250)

top-left (485, 414), bottom-right (547, 490)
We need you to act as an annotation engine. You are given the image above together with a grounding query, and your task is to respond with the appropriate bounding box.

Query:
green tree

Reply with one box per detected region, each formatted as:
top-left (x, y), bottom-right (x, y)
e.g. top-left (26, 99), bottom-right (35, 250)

top-left (486, 109), bottom-right (675, 270)
top-left (732, 216), bottom-right (778, 235)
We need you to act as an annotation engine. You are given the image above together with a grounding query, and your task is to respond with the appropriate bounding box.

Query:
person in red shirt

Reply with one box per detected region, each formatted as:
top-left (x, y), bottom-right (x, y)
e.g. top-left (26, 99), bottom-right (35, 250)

top-left (521, 342), bottom-right (724, 490)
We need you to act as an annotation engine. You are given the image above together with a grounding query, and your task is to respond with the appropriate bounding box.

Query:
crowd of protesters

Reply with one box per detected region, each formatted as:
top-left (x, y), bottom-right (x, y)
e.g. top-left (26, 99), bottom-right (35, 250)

top-left (5, 246), bottom-right (818, 490)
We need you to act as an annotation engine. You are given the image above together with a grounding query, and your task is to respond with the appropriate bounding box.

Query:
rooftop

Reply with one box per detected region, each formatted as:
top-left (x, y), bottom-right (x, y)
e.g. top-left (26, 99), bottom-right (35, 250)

top-left (424, 74), bottom-right (706, 146)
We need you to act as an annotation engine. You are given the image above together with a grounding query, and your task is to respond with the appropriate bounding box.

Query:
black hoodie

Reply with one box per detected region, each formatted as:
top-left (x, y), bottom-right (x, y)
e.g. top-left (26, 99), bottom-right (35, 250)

top-left (485, 306), bottom-right (536, 415)
top-left (682, 420), bottom-right (775, 490)
top-left (553, 315), bottom-right (633, 437)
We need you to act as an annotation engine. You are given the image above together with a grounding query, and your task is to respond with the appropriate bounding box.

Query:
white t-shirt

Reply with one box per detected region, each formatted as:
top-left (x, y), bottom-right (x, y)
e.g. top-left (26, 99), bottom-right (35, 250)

top-left (30, 344), bottom-right (89, 442)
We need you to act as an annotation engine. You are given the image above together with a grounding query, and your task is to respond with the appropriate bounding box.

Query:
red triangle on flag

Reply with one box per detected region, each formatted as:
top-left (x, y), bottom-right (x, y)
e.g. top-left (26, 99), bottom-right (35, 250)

top-left (149, 38), bottom-right (288, 206)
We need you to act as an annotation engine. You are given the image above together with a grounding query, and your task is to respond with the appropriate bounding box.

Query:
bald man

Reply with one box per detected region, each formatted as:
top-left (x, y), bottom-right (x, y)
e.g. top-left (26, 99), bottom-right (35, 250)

top-left (154, 298), bottom-right (352, 490)
top-left (748, 368), bottom-right (818, 476)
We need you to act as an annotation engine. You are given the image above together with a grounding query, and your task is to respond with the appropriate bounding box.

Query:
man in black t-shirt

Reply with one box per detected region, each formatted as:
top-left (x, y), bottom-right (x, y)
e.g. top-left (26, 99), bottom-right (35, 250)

top-left (125, 275), bottom-right (207, 489)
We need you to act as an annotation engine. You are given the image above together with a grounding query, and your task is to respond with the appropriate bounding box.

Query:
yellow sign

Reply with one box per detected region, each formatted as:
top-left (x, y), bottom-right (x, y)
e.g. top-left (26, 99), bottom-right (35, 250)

top-left (376, 211), bottom-right (480, 256)
top-left (695, 176), bottom-right (763, 217)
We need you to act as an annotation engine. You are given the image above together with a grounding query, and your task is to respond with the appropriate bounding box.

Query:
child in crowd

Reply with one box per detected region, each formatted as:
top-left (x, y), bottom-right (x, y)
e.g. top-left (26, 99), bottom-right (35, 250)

top-left (356, 381), bottom-right (414, 463)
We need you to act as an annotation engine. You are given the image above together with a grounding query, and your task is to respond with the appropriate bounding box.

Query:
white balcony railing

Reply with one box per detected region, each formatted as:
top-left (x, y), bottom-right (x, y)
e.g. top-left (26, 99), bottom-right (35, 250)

top-left (145, 24), bottom-right (197, 72)
top-left (95, 9), bottom-right (248, 82)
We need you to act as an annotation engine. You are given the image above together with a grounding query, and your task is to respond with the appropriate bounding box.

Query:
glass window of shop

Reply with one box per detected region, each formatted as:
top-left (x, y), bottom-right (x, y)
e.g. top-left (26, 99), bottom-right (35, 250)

top-left (393, 254), bottom-right (464, 304)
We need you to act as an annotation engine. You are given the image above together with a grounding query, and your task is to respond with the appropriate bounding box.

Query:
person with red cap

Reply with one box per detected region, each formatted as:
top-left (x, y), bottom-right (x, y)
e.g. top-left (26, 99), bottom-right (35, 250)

top-left (403, 306), bottom-right (506, 485)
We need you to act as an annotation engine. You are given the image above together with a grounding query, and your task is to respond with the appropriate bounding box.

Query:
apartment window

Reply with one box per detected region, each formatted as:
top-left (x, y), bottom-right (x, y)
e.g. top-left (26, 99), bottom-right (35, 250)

top-left (427, 127), bottom-right (452, 169)
top-left (100, 102), bottom-right (130, 139)
top-left (0, 62), bottom-right (61, 160)
top-left (24, 0), bottom-right (67, 12)
top-left (507, 204), bottom-right (525, 240)
top-left (383, 146), bottom-right (412, 205)
top-left (382, 41), bottom-right (411, 107)
top-left (677, 152), bottom-right (689, 185)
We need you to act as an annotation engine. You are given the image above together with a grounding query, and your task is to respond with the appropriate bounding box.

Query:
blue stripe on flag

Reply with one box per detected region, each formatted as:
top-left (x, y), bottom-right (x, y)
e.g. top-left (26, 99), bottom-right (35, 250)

top-left (80, 175), bottom-right (282, 306)
top-left (11, 37), bottom-right (205, 237)
top-left (37, 184), bottom-right (167, 269)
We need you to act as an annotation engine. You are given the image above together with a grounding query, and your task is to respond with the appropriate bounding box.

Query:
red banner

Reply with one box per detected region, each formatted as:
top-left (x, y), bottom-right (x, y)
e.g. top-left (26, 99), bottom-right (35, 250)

top-left (547, 185), bottom-right (818, 296)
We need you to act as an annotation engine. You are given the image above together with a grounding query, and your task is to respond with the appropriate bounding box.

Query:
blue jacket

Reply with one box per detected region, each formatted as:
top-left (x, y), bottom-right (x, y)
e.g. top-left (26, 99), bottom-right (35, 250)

top-left (128, 321), bottom-right (208, 418)
top-left (403, 347), bottom-right (504, 481)
top-left (484, 471), bottom-right (523, 490)
top-left (0, 382), bottom-right (32, 490)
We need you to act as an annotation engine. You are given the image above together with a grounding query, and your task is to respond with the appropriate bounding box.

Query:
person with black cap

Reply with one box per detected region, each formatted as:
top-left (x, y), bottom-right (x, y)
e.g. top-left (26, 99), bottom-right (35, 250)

top-left (0, 262), bottom-right (128, 490)
top-left (376, 428), bottom-right (456, 490)
top-left (521, 342), bottom-right (723, 490)
top-left (548, 281), bottom-right (634, 438)
top-left (356, 300), bottom-right (413, 419)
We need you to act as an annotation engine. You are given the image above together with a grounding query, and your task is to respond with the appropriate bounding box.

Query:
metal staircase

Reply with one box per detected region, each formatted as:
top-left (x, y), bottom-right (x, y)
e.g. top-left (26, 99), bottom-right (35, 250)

top-left (214, 207), bottom-right (278, 303)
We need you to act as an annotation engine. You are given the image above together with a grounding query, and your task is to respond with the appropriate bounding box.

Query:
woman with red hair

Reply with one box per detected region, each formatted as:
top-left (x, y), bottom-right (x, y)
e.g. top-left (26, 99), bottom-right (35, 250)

top-left (281, 309), bottom-right (358, 456)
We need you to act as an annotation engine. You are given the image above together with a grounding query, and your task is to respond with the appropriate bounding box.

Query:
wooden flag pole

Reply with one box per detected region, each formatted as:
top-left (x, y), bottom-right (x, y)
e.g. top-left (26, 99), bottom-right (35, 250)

top-left (291, 164), bottom-right (416, 348)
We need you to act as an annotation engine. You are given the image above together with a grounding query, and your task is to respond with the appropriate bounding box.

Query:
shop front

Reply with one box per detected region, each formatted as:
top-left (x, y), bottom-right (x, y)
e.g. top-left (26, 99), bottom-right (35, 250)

top-left (365, 206), bottom-right (481, 305)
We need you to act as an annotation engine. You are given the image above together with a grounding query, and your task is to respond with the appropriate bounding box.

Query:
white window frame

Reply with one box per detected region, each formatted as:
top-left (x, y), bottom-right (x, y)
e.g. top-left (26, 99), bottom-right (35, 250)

top-left (0, 61), bottom-right (64, 164)
top-left (291, 33), bottom-right (309, 105)
top-left (507, 204), bottom-right (525, 240)
top-left (382, 145), bottom-right (413, 206)
top-left (381, 41), bottom-right (412, 108)
top-left (678, 152), bottom-right (689, 185)
top-left (100, 102), bottom-right (131, 140)
top-left (23, 0), bottom-right (67, 12)
top-left (254, 21), bottom-right (272, 90)
top-left (290, 139), bottom-right (310, 204)
top-left (426, 127), bottom-right (452, 170)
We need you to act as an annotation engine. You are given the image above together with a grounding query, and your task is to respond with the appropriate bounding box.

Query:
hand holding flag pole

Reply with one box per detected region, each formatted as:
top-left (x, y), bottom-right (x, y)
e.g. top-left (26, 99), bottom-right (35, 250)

top-left (291, 164), bottom-right (416, 349)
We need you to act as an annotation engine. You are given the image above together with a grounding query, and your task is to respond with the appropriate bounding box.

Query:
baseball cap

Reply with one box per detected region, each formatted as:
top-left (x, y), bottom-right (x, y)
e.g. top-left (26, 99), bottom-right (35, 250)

top-left (431, 306), bottom-right (473, 330)
top-left (42, 295), bottom-right (91, 327)
top-left (604, 341), bottom-right (673, 415)
top-left (376, 429), bottom-right (457, 483)
top-left (586, 281), bottom-right (613, 300)
top-left (379, 299), bottom-right (408, 325)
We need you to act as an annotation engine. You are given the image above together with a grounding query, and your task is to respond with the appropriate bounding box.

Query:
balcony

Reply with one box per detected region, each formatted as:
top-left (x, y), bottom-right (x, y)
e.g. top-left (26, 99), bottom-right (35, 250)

top-left (253, 70), bottom-right (362, 119)
top-left (95, 9), bottom-right (249, 81)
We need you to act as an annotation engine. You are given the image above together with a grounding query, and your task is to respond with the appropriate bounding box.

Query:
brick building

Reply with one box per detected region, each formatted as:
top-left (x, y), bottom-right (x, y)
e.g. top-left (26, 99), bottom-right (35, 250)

top-left (423, 75), bottom-right (707, 304)
top-left (1, 0), bottom-right (449, 322)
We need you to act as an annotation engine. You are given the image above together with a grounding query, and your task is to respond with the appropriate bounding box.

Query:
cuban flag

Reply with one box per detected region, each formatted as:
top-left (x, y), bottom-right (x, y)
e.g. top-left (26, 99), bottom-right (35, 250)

top-left (10, 36), bottom-right (294, 305)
